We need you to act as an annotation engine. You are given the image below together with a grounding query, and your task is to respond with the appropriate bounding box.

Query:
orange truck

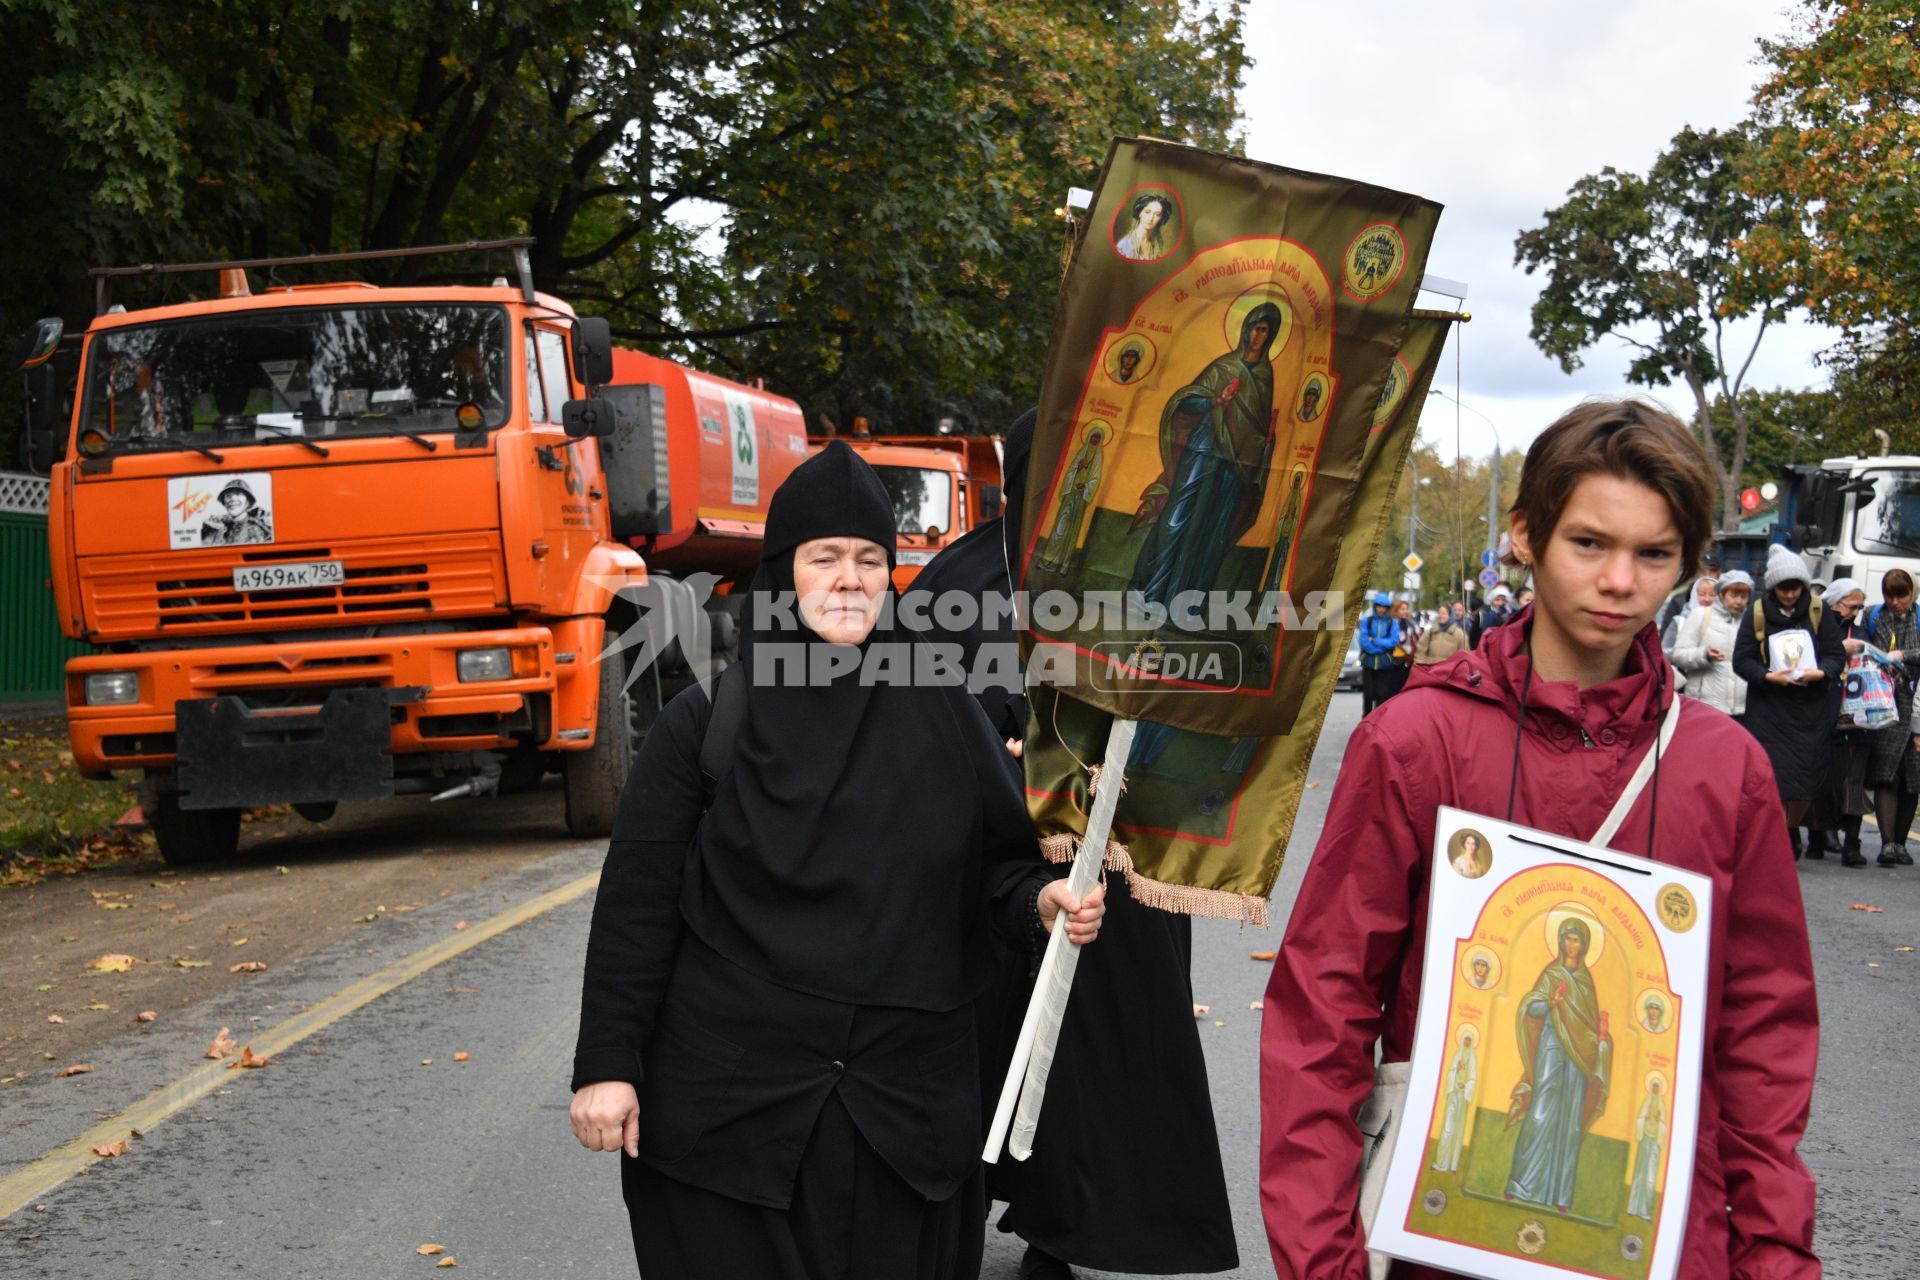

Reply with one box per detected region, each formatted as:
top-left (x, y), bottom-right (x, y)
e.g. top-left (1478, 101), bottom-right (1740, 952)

top-left (823, 434), bottom-right (1004, 589)
top-left (10, 239), bottom-right (807, 863)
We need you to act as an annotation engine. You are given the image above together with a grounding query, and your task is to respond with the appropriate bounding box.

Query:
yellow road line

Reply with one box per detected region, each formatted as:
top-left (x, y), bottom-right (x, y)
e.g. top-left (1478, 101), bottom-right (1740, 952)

top-left (0, 870), bottom-right (600, 1221)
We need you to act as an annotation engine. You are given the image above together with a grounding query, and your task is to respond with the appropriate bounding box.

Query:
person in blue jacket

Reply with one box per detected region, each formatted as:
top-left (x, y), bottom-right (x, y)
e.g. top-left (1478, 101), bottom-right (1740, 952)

top-left (1357, 591), bottom-right (1403, 715)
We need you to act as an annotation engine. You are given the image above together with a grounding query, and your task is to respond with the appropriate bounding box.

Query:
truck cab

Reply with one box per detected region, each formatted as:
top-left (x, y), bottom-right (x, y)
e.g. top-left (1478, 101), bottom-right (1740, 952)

top-left (1776, 455), bottom-right (1920, 601)
top-left (15, 240), bottom-right (806, 863)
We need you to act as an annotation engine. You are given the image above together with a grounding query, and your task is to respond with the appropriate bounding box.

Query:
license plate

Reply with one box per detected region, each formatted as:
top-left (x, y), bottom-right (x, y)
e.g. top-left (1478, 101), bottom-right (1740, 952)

top-left (897, 550), bottom-right (935, 566)
top-left (232, 560), bottom-right (345, 593)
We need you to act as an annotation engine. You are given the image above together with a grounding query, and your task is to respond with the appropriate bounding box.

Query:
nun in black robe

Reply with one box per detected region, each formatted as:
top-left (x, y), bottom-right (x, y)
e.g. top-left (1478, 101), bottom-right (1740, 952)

top-left (904, 412), bottom-right (1239, 1277)
top-left (570, 442), bottom-right (1103, 1280)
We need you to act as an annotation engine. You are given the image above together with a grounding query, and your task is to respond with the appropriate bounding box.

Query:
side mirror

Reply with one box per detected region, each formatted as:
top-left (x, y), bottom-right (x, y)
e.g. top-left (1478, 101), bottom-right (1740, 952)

top-left (979, 483), bottom-right (1002, 521)
top-left (18, 360), bottom-right (66, 474)
top-left (9, 317), bottom-right (62, 372)
top-left (572, 317), bottom-right (614, 389)
top-left (562, 397), bottom-right (616, 440)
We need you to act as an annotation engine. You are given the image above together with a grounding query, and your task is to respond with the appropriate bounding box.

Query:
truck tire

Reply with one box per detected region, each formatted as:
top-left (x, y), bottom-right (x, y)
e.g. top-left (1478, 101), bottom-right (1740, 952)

top-left (563, 650), bottom-right (640, 838)
top-left (151, 796), bottom-right (243, 865)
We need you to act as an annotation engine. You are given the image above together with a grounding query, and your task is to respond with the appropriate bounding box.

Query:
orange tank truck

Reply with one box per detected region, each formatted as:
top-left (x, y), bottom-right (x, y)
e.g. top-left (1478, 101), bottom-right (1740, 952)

top-left (820, 434), bottom-right (1004, 590)
top-left (11, 239), bottom-right (807, 864)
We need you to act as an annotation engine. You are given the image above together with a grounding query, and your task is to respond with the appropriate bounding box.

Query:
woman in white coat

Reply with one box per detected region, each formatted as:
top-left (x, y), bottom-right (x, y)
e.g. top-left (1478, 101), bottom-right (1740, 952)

top-left (1671, 571), bottom-right (1753, 719)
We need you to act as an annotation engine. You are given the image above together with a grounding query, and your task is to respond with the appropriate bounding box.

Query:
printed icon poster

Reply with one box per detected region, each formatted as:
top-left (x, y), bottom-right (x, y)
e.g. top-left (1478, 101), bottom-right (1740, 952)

top-left (1368, 807), bottom-right (1713, 1280)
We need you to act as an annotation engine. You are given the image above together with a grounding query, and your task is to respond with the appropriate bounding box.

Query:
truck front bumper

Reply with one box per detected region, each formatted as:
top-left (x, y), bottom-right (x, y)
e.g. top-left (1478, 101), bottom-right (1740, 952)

top-left (66, 626), bottom-right (570, 778)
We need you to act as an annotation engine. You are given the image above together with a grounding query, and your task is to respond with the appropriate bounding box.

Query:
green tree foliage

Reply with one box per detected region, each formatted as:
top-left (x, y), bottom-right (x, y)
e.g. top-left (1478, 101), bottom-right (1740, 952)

top-left (1512, 126), bottom-right (1797, 528)
top-left (1743, 0), bottom-right (1920, 334)
top-left (0, 0), bottom-right (1247, 465)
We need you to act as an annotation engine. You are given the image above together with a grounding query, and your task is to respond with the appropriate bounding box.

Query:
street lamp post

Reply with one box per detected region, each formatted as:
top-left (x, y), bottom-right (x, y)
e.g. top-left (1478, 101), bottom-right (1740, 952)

top-left (1430, 389), bottom-right (1504, 568)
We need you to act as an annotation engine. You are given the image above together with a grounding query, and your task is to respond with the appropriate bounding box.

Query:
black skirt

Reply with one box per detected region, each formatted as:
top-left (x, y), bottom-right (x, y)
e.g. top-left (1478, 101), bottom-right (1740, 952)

top-left (983, 873), bottom-right (1239, 1274)
top-left (623, 1092), bottom-right (984, 1280)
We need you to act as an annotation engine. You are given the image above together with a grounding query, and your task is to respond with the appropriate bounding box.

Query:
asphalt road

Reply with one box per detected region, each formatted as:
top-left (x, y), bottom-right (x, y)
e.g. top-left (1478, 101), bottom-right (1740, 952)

top-left (3, 691), bottom-right (1915, 1278)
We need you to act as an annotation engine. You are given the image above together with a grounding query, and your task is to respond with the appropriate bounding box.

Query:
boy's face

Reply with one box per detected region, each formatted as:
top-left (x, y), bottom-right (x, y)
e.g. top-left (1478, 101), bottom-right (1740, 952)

top-left (1510, 473), bottom-right (1682, 676)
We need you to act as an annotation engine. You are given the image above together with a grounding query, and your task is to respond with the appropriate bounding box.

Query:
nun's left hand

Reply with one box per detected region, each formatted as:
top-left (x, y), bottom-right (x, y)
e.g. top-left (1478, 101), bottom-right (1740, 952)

top-left (1038, 880), bottom-right (1107, 945)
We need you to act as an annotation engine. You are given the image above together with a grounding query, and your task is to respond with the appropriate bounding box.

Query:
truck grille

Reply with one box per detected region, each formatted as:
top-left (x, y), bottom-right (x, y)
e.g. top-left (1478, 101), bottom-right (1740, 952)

top-left (80, 535), bottom-right (507, 638)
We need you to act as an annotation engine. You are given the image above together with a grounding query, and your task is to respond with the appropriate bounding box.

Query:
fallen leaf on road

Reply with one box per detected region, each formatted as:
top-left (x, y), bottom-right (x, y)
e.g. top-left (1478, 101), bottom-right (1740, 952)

top-left (47, 1015), bottom-right (64, 1024)
top-left (276, 866), bottom-right (289, 875)
top-left (205, 1028), bottom-right (237, 1059)
top-left (1897, 947), bottom-right (1915, 954)
top-left (34, 984), bottom-right (52, 992)
top-left (453, 921), bottom-right (468, 931)
top-left (1192, 1004), bottom-right (1210, 1016)
top-left (421, 1059), bottom-right (433, 1066)
top-left (99, 902), bottom-right (131, 910)
top-left (235, 1046), bottom-right (268, 1069)
top-left (55, 1063), bottom-right (92, 1078)
top-left (453, 1051), bottom-right (471, 1062)
top-left (417, 1244), bottom-right (446, 1256)
top-left (1249, 1000), bottom-right (1264, 1011)
top-left (230, 938), bottom-right (249, 946)
top-left (229, 961), bottom-right (268, 974)
top-left (1214, 1020), bottom-right (1228, 1027)
top-left (90, 954), bottom-right (138, 973)
top-left (175, 958), bottom-right (210, 968)
top-left (437, 1260), bottom-right (458, 1269)
top-left (1304, 781), bottom-right (1320, 789)
top-left (136, 1011), bottom-right (156, 1023)
top-left (1248, 950), bottom-right (1276, 961)
top-left (87, 1003), bottom-right (109, 1011)
top-left (90, 1141), bottom-right (128, 1158)
top-left (1851, 903), bottom-right (1886, 913)
top-left (1868, 962), bottom-right (1881, 968)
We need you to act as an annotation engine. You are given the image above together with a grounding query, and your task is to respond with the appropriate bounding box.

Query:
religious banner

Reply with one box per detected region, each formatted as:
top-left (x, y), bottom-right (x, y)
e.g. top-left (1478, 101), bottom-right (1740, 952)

top-left (1367, 807), bottom-right (1712, 1280)
top-left (1022, 311), bottom-right (1456, 921)
top-left (1019, 138), bottom-right (1443, 739)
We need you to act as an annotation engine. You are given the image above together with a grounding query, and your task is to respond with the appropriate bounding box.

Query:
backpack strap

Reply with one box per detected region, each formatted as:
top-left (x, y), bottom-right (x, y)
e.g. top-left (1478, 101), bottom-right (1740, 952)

top-left (697, 663), bottom-right (746, 811)
top-left (1752, 600), bottom-right (1765, 644)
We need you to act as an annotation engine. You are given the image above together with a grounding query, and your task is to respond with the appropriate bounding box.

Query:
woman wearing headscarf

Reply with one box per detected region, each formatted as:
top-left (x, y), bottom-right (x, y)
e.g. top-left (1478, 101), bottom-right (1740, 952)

top-left (1671, 570), bottom-right (1751, 718)
top-left (1733, 543), bottom-right (1848, 858)
top-left (1806, 578), bottom-right (1871, 866)
top-left (1864, 568), bottom-right (1920, 866)
top-left (568, 442), bottom-right (1105, 1280)
top-left (1660, 575), bottom-right (1717, 661)
top-left (905, 411), bottom-right (1239, 1280)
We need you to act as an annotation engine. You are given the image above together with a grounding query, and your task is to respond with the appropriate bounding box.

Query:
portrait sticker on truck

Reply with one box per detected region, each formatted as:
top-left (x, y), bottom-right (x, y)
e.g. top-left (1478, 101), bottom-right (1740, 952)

top-left (168, 472), bottom-right (276, 549)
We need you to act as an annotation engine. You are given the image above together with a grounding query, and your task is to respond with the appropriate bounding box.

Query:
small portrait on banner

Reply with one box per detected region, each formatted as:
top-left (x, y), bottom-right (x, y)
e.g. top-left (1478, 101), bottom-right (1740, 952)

top-left (1448, 829), bottom-right (1492, 879)
top-left (1111, 187), bottom-right (1183, 263)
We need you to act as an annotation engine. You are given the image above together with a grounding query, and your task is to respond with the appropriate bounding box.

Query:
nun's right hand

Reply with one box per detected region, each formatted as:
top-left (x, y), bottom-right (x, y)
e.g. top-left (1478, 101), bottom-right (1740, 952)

top-left (1038, 880), bottom-right (1107, 946)
top-left (571, 1081), bottom-right (640, 1157)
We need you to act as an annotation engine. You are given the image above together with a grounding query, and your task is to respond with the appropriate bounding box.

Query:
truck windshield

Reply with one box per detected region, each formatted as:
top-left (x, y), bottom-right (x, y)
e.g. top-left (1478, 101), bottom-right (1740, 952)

top-left (81, 304), bottom-right (510, 451)
top-left (873, 465), bottom-right (953, 539)
top-left (1852, 467), bottom-right (1920, 559)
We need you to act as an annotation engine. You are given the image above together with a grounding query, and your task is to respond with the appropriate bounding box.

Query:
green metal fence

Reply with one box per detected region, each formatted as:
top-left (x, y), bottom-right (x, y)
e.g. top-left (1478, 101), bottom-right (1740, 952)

top-left (1, 471), bottom-right (90, 700)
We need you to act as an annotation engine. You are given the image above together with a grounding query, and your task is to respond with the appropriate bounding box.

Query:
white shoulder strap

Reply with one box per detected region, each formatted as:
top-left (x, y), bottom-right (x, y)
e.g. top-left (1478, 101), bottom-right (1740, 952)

top-left (1590, 693), bottom-right (1683, 848)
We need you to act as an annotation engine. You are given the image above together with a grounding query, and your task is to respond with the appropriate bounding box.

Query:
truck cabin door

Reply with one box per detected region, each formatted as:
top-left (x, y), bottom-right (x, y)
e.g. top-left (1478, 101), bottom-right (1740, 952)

top-left (526, 324), bottom-right (606, 576)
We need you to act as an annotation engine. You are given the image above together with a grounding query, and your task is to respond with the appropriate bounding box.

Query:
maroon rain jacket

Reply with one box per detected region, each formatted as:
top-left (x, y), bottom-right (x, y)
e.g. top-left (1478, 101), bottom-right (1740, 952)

top-left (1261, 612), bottom-right (1820, 1279)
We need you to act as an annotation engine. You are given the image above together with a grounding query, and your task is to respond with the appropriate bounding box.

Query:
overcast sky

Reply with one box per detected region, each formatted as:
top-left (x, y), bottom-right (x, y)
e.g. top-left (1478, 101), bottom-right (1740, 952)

top-left (1239, 0), bottom-right (1833, 460)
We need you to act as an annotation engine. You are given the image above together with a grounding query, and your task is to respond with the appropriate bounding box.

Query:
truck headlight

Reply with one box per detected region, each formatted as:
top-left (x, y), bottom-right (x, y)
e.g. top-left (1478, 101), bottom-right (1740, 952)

top-left (457, 647), bottom-right (513, 682)
top-left (84, 671), bottom-right (140, 705)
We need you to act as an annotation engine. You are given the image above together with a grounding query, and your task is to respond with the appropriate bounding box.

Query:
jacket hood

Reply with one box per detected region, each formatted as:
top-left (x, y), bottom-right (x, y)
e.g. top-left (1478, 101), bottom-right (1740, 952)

top-left (1403, 604), bottom-right (1674, 743)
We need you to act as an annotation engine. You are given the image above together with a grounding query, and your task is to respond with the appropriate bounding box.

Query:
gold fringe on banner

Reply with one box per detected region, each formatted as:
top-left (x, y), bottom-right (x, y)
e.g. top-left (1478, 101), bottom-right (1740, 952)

top-left (1038, 834), bottom-right (1270, 927)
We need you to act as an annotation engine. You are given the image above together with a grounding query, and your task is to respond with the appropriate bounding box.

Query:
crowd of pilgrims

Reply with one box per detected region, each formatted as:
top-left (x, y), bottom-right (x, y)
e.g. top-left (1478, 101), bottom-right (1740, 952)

top-left (571, 399), bottom-right (1821, 1280)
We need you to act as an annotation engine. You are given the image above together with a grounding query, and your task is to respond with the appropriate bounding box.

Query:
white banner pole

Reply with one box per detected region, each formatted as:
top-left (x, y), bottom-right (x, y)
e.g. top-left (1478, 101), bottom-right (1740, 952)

top-left (982, 717), bottom-right (1136, 1164)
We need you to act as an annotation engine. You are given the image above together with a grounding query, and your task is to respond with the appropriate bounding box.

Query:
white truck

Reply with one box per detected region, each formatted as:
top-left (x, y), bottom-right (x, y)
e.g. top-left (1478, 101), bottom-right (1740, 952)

top-left (1776, 451), bottom-right (1920, 600)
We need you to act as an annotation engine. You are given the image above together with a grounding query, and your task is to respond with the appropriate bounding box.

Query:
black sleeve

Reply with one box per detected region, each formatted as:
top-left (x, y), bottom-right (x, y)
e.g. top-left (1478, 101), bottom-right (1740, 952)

top-left (1732, 604), bottom-right (1767, 687)
top-left (952, 686), bottom-right (1052, 953)
top-left (1817, 605), bottom-right (1847, 681)
top-left (570, 684), bottom-right (710, 1093)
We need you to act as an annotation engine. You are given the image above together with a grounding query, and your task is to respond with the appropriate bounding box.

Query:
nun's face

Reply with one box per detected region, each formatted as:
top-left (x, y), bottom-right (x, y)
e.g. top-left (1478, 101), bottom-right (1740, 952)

top-left (794, 537), bottom-right (889, 644)
top-left (1695, 579), bottom-right (1716, 605)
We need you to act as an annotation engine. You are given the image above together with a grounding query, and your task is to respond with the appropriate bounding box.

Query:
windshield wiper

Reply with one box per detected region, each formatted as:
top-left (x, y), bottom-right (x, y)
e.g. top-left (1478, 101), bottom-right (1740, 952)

top-left (108, 434), bottom-right (226, 463)
top-left (247, 419), bottom-right (330, 457)
top-left (303, 413), bottom-right (437, 452)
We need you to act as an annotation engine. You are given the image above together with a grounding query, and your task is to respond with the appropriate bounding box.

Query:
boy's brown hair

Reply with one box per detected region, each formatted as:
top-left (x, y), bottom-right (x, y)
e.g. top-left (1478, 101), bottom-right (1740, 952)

top-left (1505, 399), bottom-right (1715, 579)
